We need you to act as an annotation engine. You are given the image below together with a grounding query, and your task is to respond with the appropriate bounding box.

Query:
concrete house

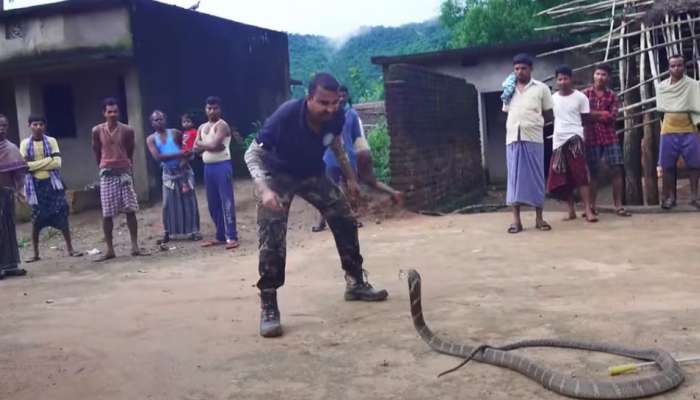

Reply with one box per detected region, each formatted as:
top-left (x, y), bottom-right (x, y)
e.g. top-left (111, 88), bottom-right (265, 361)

top-left (0, 0), bottom-right (290, 201)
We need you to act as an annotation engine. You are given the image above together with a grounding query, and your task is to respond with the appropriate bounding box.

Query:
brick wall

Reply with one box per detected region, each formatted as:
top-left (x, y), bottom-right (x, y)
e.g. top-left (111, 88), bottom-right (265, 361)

top-left (383, 64), bottom-right (484, 211)
top-left (354, 101), bottom-right (385, 133)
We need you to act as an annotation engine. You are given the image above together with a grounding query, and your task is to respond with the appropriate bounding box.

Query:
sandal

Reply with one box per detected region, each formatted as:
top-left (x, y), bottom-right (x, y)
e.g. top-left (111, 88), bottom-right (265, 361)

top-left (615, 208), bottom-right (632, 217)
top-left (24, 256), bottom-right (41, 263)
top-left (94, 253), bottom-right (116, 263)
top-left (311, 224), bottom-right (326, 233)
top-left (225, 240), bottom-right (240, 250)
top-left (189, 233), bottom-right (203, 241)
top-left (507, 223), bottom-right (523, 234)
top-left (201, 240), bottom-right (225, 248)
top-left (661, 198), bottom-right (676, 210)
top-left (535, 221), bottom-right (552, 231)
top-left (131, 249), bottom-right (151, 257)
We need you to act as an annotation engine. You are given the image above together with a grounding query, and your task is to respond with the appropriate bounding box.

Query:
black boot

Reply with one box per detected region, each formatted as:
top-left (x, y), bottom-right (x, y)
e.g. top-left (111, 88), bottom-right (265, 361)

top-left (260, 289), bottom-right (282, 338)
top-left (344, 270), bottom-right (388, 301)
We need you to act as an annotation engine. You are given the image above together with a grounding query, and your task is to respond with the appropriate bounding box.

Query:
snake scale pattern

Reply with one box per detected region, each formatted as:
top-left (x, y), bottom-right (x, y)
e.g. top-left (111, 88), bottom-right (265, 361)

top-left (406, 269), bottom-right (685, 399)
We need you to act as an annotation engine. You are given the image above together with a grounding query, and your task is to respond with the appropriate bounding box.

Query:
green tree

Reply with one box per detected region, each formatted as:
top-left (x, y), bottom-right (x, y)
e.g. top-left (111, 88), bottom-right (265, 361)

top-left (440, 0), bottom-right (563, 48)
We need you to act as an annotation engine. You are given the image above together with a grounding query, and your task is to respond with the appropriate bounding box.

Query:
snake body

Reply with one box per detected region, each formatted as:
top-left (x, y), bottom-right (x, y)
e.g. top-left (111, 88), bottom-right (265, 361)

top-left (406, 269), bottom-right (685, 399)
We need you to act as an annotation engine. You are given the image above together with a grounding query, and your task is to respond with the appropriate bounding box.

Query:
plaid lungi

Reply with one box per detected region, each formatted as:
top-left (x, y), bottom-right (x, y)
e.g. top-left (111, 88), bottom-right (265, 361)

top-left (100, 173), bottom-right (139, 218)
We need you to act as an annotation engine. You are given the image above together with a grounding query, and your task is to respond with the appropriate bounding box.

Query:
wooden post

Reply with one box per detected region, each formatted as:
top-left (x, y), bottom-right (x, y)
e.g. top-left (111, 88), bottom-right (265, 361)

top-left (640, 24), bottom-right (659, 205)
top-left (622, 20), bottom-right (644, 205)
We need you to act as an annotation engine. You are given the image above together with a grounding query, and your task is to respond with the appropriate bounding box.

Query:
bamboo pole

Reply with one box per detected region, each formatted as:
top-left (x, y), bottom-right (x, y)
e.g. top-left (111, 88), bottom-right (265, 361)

top-left (534, 17), bottom-right (612, 31)
top-left (616, 107), bottom-right (656, 121)
top-left (574, 33), bottom-right (700, 74)
top-left (616, 118), bottom-right (660, 134)
top-left (535, 17), bottom-right (700, 58)
top-left (639, 25), bottom-right (659, 205)
top-left (537, 0), bottom-right (595, 16)
top-left (605, 0), bottom-right (619, 60)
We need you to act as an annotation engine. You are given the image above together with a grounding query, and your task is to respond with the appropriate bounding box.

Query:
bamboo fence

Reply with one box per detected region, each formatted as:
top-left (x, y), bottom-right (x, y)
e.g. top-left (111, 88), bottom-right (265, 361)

top-left (537, 0), bottom-right (700, 205)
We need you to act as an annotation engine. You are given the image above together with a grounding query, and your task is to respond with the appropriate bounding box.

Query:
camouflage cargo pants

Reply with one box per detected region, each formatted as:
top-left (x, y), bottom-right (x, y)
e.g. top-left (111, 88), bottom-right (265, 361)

top-left (256, 173), bottom-right (363, 290)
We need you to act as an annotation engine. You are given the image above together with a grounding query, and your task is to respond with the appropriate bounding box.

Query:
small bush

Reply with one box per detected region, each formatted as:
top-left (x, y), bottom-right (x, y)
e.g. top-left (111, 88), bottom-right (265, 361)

top-left (367, 117), bottom-right (391, 184)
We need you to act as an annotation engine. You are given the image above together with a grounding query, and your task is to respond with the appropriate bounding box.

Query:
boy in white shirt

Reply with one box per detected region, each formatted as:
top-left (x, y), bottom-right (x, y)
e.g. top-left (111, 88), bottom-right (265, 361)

top-left (547, 65), bottom-right (597, 222)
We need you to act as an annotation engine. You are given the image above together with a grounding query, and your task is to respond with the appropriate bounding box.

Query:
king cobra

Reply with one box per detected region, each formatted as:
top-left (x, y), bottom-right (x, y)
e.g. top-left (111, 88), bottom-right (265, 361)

top-left (406, 269), bottom-right (685, 399)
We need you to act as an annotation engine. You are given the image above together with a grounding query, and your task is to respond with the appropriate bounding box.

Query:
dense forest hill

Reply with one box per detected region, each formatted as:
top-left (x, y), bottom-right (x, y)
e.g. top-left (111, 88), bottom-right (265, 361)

top-left (289, 20), bottom-right (450, 102)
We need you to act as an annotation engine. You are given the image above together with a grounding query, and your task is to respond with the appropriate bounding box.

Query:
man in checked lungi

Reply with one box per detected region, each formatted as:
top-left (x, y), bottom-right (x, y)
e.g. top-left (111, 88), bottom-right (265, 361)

top-left (91, 98), bottom-right (147, 261)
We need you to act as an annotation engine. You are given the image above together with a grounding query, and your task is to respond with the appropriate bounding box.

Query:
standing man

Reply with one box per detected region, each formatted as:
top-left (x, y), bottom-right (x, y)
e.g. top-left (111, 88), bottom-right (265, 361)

top-left (245, 73), bottom-right (388, 338)
top-left (546, 65), bottom-right (596, 222)
top-left (0, 114), bottom-right (29, 279)
top-left (91, 97), bottom-right (145, 261)
top-left (20, 115), bottom-right (82, 262)
top-left (655, 54), bottom-right (700, 209)
top-left (195, 96), bottom-right (241, 250)
top-left (503, 53), bottom-right (554, 233)
top-left (582, 63), bottom-right (630, 217)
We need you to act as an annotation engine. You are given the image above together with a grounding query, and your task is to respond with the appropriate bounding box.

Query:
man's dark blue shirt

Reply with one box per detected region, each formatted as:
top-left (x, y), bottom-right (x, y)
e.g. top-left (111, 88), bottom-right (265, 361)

top-left (256, 99), bottom-right (345, 179)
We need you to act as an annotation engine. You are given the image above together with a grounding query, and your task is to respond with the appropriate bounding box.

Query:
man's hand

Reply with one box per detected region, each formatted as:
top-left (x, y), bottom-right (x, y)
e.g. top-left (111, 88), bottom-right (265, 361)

top-left (346, 180), bottom-right (361, 204)
top-left (261, 188), bottom-right (283, 211)
top-left (15, 191), bottom-right (27, 204)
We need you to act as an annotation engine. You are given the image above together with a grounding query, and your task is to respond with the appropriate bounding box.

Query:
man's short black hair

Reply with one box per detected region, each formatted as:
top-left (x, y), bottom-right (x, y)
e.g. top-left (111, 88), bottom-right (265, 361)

top-left (555, 64), bottom-right (573, 78)
top-left (513, 53), bottom-right (533, 67)
top-left (669, 54), bottom-right (685, 62)
top-left (594, 63), bottom-right (612, 75)
top-left (150, 110), bottom-right (166, 120)
top-left (102, 97), bottom-right (119, 111)
top-left (206, 96), bottom-right (221, 106)
top-left (28, 115), bottom-right (46, 125)
top-left (308, 73), bottom-right (340, 96)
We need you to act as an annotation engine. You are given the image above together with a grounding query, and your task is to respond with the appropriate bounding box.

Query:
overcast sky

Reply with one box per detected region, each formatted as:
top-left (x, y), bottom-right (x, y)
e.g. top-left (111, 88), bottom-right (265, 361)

top-left (5, 0), bottom-right (443, 38)
top-left (161, 0), bottom-right (444, 38)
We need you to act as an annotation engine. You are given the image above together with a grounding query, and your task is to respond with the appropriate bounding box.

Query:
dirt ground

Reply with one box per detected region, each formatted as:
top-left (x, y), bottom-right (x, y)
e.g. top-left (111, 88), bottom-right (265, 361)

top-left (2, 180), bottom-right (700, 400)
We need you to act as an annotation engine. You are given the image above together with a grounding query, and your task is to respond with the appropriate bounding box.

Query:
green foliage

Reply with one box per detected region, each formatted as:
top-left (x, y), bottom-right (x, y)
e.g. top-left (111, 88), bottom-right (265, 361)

top-left (289, 20), bottom-right (450, 103)
top-left (288, 34), bottom-right (334, 98)
top-left (366, 117), bottom-right (391, 184)
top-left (231, 120), bottom-right (261, 171)
top-left (439, 0), bottom-right (565, 48)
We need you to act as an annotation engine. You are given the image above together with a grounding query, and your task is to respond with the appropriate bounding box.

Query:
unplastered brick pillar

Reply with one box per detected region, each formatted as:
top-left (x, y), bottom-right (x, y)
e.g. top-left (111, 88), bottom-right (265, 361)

top-left (382, 64), bottom-right (485, 211)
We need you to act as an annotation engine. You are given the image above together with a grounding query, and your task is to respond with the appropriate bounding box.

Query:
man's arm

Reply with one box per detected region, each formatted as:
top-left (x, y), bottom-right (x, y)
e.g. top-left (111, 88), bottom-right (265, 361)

top-left (330, 136), bottom-right (357, 184)
top-left (330, 135), bottom-right (360, 201)
top-left (91, 126), bottom-right (102, 166)
top-left (244, 140), bottom-right (282, 210)
top-left (581, 113), bottom-right (592, 125)
top-left (542, 86), bottom-right (555, 123)
top-left (543, 109), bottom-right (554, 123)
top-left (124, 127), bottom-right (136, 163)
top-left (195, 124), bottom-right (227, 152)
top-left (580, 93), bottom-right (592, 126)
top-left (11, 167), bottom-right (27, 195)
